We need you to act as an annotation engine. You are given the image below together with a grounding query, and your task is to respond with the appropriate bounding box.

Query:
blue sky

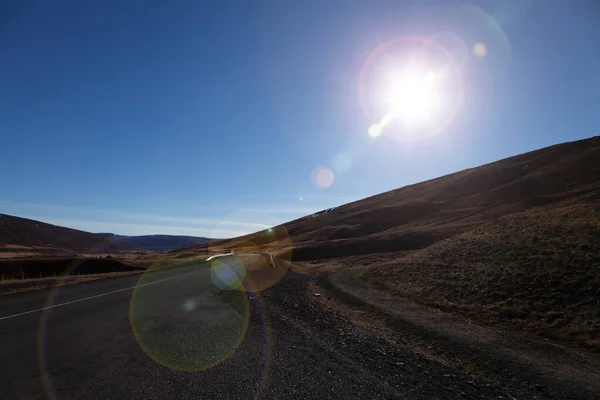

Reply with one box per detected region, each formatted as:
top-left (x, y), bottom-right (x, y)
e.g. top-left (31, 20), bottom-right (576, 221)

top-left (1, 0), bottom-right (599, 237)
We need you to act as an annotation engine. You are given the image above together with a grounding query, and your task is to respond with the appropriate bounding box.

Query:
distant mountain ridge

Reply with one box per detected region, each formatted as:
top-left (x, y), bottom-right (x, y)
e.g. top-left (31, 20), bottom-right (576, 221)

top-left (0, 214), bottom-right (210, 256)
top-left (96, 233), bottom-right (209, 252)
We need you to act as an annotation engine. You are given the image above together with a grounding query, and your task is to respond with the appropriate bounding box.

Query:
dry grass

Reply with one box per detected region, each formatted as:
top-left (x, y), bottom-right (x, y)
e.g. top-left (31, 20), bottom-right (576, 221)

top-left (360, 193), bottom-right (600, 351)
top-left (285, 251), bottom-right (416, 276)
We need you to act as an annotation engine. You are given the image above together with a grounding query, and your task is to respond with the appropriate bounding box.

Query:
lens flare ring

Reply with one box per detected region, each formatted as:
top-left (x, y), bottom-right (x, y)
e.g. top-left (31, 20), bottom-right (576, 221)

top-left (37, 258), bottom-right (274, 398)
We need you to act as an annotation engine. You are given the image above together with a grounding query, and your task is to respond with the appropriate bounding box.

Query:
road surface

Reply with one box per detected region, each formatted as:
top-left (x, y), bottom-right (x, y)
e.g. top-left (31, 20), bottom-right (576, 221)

top-left (0, 257), bottom-right (554, 399)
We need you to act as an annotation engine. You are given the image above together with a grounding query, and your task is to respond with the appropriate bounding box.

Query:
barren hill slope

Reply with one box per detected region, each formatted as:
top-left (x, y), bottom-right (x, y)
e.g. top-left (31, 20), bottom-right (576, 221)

top-left (200, 136), bottom-right (600, 260)
top-left (361, 191), bottom-right (600, 350)
top-left (0, 214), bottom-right (132, 257)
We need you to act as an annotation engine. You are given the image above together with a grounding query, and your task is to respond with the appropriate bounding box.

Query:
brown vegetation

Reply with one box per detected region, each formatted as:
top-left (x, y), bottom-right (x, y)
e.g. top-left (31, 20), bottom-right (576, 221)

top-left (360, 192), bottom-right (600, 351)
top-left (0, 214), bottom-right (137, 255)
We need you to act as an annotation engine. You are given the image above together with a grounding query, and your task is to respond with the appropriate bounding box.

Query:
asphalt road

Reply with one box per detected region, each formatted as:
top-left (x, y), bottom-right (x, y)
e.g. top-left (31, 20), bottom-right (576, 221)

top-left (0, 257), bottom-right (553, 399)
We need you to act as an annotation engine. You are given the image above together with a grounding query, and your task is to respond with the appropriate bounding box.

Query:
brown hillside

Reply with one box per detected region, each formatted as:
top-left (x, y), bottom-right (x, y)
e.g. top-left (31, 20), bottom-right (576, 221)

top-left (360, 191), bottom-right (600, 351)
top-left (197, 136), bottom-right (600, 261)
top-left (0, 214), bottom-right (134, 256)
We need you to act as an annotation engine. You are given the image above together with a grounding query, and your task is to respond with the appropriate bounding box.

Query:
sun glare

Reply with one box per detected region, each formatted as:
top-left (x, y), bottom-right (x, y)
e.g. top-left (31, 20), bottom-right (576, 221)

top-left (359, 37), bottom-right (463, 141)
top-left (383, 67), bottom-right (442, 126)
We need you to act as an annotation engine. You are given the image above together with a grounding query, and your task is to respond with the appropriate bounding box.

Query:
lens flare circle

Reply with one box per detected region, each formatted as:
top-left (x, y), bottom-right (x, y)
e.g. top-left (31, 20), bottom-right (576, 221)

top-left (368, 124), bottom-right (382, 138)
top-left (332, 152), bottom-right (353, 173)
top-left (210, 257), bottom-right (247, 290)
top-left (429, 31), bottom-right (469, 66)
top-left (473, 42), bottom-right (487, 57)
top-left (311, 166), bottom-right (334, 189)
top-left (207, 209), bottom-right (293, 293)
top-left (183, 299), bottom-right (196, 311)
top-left (129, 261), bottom-right (250, 372)
top-left (36, 244), bottom-right (276, 396)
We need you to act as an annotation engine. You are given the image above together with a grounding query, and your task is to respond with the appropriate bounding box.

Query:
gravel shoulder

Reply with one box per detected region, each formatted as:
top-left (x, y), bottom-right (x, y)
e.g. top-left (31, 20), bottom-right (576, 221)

top-left (318, 267), bottom-right (600, 399)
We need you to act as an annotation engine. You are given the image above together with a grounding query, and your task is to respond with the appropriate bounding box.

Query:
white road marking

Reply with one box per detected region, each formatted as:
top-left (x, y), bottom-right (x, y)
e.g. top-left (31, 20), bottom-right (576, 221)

top-left (205, 252), bottom-right (234, 261)
top-left (0, 268), bottom-right (208, 322)
top-left (206, 252), bottom-right (276, 268)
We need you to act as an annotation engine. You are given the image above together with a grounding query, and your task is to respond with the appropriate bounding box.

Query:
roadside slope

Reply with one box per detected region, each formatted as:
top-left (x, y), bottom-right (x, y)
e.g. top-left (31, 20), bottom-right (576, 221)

top-left (0, 214), bottom-right (135, 257)
top-left (197, 136), bottom-right (600, 262)
top-left (360, 191), bottom-right (600, 351)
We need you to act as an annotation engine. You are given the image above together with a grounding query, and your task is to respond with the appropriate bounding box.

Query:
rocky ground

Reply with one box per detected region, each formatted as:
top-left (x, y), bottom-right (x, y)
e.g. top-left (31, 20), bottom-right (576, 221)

top-left (254, 270), bottom-right (595, 399)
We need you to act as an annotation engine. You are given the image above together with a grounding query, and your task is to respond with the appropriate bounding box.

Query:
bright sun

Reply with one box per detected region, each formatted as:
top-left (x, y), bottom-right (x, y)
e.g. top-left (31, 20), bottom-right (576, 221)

top-left (361, 37), bottom-right (463, 141)
top-left (383, 67), bottom-right (442, 127)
